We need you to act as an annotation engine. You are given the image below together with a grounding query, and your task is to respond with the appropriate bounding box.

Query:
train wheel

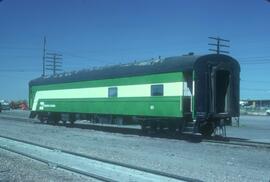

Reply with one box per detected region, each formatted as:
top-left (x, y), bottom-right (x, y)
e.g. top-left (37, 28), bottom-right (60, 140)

top-left (62, 120), bottom-right (67, 125)
top-left (38, 115), bottom-right (46, 123)
top-left (86, 114), bottom-right (92, 122)
top-left (60, 113), bottom-right (68, 125)
top-left (158, 121), bottom-right (165, 132)
top-left (55, 113), bottom-right (61, 124)
top-left (47, 113), bottom-right (53, 124)
top-left (168, 121), bottom-right (177, 132)
top-left (177, 120), bottom-right (184, 133)
top-left (48, 113), bottom-right (60, 125)
top-left (199, 122), bottom-right (214, 137)
top-left (69, 113), bottom-right (76, 125)
top-left (150, 121), bottom-right (157, 132)
top-left (140, 120), bottom-right (148, 133)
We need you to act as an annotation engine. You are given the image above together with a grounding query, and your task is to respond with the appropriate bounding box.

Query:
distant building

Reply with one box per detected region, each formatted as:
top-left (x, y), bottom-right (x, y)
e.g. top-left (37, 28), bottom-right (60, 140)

top-left (241, 99), bottom-right (270, 108)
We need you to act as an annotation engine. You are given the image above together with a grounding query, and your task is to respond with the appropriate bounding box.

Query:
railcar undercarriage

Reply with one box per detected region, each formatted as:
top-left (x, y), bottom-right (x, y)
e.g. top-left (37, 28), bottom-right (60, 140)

top-left (32, 111), bottom-right (232, 137)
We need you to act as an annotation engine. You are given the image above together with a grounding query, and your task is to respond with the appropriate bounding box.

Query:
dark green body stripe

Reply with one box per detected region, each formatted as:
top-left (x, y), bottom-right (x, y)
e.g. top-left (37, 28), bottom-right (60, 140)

top-left (38, 96), bottom-right (183, 117)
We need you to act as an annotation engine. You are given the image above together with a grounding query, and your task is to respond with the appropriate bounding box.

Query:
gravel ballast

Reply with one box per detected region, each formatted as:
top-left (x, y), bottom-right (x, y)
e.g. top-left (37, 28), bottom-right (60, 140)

top-left (0, 149), bottom-right (96, 182)
top-left (0, 118), bottom-right (269, 182)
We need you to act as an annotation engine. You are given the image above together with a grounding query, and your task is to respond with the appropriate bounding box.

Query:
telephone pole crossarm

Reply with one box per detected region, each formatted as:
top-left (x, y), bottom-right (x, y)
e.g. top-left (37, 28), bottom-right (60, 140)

top-left (45, 52), bottom-right (63, 76)
top-left (208, 36), bottom-right (230, 54)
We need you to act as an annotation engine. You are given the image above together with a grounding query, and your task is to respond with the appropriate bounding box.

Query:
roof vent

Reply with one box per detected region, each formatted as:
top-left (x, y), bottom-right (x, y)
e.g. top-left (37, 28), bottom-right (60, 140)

top-left (183, 52), bottom-right (194, 56)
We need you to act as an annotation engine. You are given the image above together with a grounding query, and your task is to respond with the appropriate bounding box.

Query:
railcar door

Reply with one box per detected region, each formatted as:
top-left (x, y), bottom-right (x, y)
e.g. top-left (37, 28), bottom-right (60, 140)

top-left (210, 65), bottom-right (231, 117)
top-left (183, 72), bottom-right (193, 116)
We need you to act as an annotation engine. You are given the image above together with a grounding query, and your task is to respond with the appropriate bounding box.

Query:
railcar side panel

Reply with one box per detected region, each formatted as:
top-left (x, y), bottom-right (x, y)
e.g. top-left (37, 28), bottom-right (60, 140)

top-left (30, 72), bottom-right (185, 118)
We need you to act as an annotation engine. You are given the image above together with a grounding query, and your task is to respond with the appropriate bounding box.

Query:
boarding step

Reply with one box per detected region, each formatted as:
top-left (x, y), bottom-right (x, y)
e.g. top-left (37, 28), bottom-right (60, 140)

top-left (183, 126), bottom-right (194, 133)
top-left (186, 122), bottom-right (195, 127)
top-left (182, 121), bottom-right (196, 133)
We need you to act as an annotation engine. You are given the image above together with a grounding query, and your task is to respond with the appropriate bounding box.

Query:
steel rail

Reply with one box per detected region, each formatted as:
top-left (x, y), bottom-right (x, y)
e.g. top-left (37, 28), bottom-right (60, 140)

top-left (0, 134), bottom-right (202, 182)
top-left (203, 138), bottom-right (270, 149)
top-left (0, 136), bottom-right (116, 182)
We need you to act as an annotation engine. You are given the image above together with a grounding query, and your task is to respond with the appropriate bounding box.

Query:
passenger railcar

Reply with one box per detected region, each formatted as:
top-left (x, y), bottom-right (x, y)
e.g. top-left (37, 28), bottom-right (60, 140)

top-left (29, 54), bottom-right (240, 136)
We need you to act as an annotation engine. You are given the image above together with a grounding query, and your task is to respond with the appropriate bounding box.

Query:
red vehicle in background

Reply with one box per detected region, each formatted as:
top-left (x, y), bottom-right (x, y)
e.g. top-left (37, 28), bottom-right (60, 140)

top-left (10, 100), bottom-right (28, 110)
top-left (19, 102), bottom-right (28, 110)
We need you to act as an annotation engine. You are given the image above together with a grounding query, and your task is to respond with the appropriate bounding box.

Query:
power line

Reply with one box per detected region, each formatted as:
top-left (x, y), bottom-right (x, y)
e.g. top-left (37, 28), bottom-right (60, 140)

top-left (240, 61), bottom-right (270, 65)
top-left (239, 58), bottom-right (270, 62)
top-left (241, 80), bottom-right (270, 83)
top-left (0, 46), bottom-right (41, 50)
top-left (0, 69), bottom-right (40, 72)
top-left (237, 55), bottom-right (270, 60)
top-left (241, 87), bottom-right (270, 91)
top-left (241, 88), bottom-right (270, 92)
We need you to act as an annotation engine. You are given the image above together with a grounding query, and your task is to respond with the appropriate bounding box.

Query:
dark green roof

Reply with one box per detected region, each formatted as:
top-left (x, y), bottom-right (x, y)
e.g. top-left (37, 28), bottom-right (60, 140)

top-left (29, 54), bottom-right (239, 86)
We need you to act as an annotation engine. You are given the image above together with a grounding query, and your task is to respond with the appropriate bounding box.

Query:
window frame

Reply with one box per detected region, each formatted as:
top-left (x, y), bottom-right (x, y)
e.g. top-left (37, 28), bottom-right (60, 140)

top-left (151, 84), bottom-right (164, 96)
top-left (108, 87), bottom-right (118, 98)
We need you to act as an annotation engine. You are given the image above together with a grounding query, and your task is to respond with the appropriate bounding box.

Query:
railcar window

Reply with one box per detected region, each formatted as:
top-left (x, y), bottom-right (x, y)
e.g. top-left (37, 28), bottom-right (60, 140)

top-left (151, 85), bottom-right (163, 96)
top-left (108, 87), bottom-right (118, 97)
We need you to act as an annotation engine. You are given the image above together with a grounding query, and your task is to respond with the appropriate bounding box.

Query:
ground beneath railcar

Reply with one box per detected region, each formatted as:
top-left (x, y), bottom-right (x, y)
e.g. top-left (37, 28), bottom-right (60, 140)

top-left (226, 115), bottom-right (270, 143)
top-left (0, 112), bottom-right (269, 181)
top-left (1, 110), bottom-right (270, 143)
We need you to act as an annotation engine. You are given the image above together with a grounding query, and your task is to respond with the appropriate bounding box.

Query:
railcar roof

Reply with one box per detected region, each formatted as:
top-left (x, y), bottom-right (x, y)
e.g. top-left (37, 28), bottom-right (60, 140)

top-left (29, 54), bottom-right (238, 86)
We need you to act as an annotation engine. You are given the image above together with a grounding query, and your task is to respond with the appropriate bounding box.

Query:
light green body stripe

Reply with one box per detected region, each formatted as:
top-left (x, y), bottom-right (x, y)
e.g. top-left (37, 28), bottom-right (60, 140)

top-left (32, 82), bottom-right (183, 111)
top-left (31, 72), bottom-right (183, 91)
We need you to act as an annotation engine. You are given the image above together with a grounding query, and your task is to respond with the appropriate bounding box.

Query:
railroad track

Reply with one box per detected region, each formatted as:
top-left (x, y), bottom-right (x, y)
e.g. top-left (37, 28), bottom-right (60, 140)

top-left (1, 114), bottom-right (270, 149)
top-left (0, 134), bottom-right (201, 182)
top-left (203, 137), bottom-right (270, 149)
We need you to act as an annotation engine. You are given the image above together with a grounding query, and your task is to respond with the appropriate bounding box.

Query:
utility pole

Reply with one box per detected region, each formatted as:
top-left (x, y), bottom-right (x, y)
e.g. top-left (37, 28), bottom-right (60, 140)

top-left (208, 36), bottom-right (230, 54)
top-left (42, 36), bottom-right (46, 77)
top-left (45, 53), bottom-right (63, 75)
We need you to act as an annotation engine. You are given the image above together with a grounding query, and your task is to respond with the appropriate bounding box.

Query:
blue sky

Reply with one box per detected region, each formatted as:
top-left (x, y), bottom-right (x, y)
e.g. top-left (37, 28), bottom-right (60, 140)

top-left (0, 0), bottom-right (270, 100)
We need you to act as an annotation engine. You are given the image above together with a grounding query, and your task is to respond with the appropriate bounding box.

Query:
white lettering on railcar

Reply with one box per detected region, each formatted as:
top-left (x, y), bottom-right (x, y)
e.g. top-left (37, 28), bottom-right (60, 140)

top-left (44, 104), bottom-right (56, 108)
top-left (39, 102), bottom-right (56, 109)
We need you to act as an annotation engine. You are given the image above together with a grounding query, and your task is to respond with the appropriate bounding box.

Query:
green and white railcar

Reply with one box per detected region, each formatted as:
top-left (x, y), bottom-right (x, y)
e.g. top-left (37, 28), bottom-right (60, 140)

top-left (29, 54), bottom-right (240, 136)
